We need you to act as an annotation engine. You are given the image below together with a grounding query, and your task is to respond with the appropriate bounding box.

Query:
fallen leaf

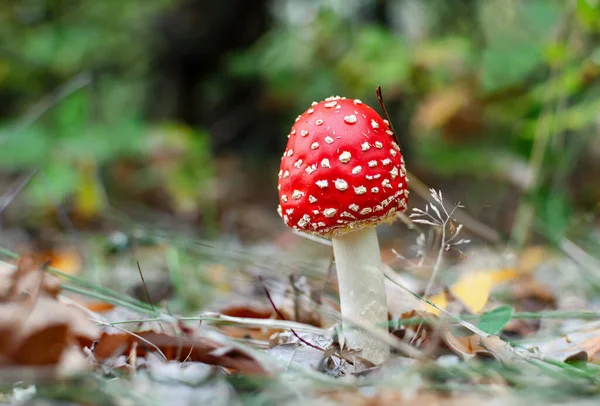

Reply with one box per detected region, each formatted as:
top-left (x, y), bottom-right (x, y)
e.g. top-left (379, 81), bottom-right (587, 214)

top-left (489, 268), bottom-right (520, 284)
top-left (442, 326), bottom-right (498, 361)
top-left (0, 262), bottom-right (15, 298)
top-left (0, 296), bottom-right (99, 365)
top-left (510, 277), bottom-right (555, 309)
top-left (4, 255), bottom-right (62, 300)
top-left (502, 319), bottom-right (541, 338)
top-left (450, 272), bottom-right (494, 314)
top-left (269, 330), bottom-right (332, 349)
top-left (392, 310), bottom-right (442, 352)
top-left (413, 87), bottom-right (472, 132)
top-left (140, 353), bottom-right (238, 406)
top-left (423, 247), bottom-right (549, 318)
top-left (220, 305), bottom-right (274, 319)
top-left (517, 246), bottom-right (550, 274)
top-left (266, 344), bottom-right (324, 370)
top-left (427, 268), bottom-right (521, 316)
top-left (12, 268), bottom-right (62, 300)
top-left (526, 327), bottom-right (600, 363)
top-left (0, 255), bottom-right (100, 374)
top-left (84, 301), bottom-right (115, 313)
top-left (426, 291), bottom-right (448, 315)
top-left (217, 325), bottom-right (278, 341)
top-left (92, 331), bottom-right (267, 375)
top-left (217, 304), bottom-right (280, 340)
top-left (42, 249), bottom-right (82, 276)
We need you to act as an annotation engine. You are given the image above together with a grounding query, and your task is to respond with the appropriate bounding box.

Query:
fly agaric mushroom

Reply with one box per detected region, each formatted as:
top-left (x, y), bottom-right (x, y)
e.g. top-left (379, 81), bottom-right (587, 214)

top-left (277, 96), bottom-right (408, 364)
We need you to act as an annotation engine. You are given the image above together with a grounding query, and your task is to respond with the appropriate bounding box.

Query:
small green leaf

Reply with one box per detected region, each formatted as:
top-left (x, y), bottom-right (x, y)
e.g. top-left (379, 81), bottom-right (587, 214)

top-left (477, 305), bottom-right (514, 335)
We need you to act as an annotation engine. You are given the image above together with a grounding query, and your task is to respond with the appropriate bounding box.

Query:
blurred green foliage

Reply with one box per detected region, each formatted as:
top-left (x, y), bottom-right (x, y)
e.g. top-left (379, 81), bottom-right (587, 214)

top-left (230, 0), bottom-right (600, 242)
top-left (0, 0), bottom-right (213, 220)
top-left (2, 0), bottom-right (600, 245)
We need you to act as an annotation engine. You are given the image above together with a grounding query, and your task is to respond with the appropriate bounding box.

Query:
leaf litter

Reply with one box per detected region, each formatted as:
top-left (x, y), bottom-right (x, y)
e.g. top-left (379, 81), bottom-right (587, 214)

top-left (0, 255), bottom-right (99, 371)
top-left (2, 197), bottom-right (600, 405)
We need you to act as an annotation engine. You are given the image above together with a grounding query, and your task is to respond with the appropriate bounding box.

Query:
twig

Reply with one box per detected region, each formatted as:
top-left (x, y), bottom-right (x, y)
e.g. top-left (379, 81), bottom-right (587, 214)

top-left (290, 275), bottom-right (301, 322)
top-left (375, 85), bottom-right (402, 148)
top-left (382, 267), bottom-right (575, 369)
top-left (426, 222), bottom-right (446, 288)
top-left (180, 345), bottom-right (194, 366)
top-left (376, 85), bottom-right (503, 244)
top-left (92, 319), bottom-right (168, 362)
top-left (1, 72), bottom-right (92, 145)
top-left (167, 314), bottom-right (327, 336)
top-left (58, 294), bottom-right (103, 320)
top-left (0, 171), bottom-right (38, 215)
top-left (259, 277), bottom-right (325, 352)
top-left (383, 267), bottom-right (489, 338)
top-left (404, 174), bottom-right (502, 244)
top-left (409, 191), bottom-right (450, 346)
top-left (200, 329), bottom-right (348, 387)
top-left (136, 261), bottom-right (155, 311)
top-left (128, 341), bottom-right (138, 375)
top-left (558, 238), bottom-right (600, 282)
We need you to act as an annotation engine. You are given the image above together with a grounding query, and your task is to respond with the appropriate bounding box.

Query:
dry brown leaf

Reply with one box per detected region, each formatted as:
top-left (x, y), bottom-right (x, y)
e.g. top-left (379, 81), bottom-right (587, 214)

top-left (216, 304), bottom-right (282, 340)
top-left (392, 310), bottom-right (443, 353)
top-left (442, 327), bottom-right (498, 361)
top-left (4, 255), bottom-right (62, 300)
top-left (510, 277), bottom-right (555, 309)
top-left (215, 279), bottom-right (323, 340)
top-left (42, 249), bottom-right (82, 276)
top-left (502, 319), bottom-right (541, 338)
top-left (529, 327), bottom-right (600, 363)
top-left (0, 255), bottom-right (99, 373)
top-left (413, 87), bottom-right (471, 131)
top-left (220, 305), bottom-right (275, 319)
top-left (92, 331), bottom-right (267, 375)
top-left (84, 301), bottom-right (116, 313)
top-left (12, 268), bottom-right (62, 300)
top-left (0, 262), bottom-right (15, 298)
top-left (0, 296), bottom-right (99, 365)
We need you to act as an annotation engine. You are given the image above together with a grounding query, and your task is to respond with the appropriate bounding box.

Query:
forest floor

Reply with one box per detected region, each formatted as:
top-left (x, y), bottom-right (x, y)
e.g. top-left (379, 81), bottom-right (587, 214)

top-left (2, 191), bottom-right (600, 406)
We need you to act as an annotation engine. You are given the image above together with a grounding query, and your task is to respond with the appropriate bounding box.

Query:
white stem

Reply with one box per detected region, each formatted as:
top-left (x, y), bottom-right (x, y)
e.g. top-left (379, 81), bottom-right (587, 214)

top-left (331, 227), bottom-right (389, 364)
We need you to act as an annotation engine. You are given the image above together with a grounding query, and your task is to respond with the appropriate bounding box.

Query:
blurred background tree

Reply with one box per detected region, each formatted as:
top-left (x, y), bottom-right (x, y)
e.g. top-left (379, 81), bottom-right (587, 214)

top-left (1, 0), bottom-right (600, 250)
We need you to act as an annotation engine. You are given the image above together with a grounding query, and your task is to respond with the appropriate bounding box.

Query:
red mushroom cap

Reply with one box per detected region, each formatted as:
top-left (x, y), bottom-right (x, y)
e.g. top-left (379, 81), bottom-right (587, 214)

top-left (277, 96), bottom-right (408, 237)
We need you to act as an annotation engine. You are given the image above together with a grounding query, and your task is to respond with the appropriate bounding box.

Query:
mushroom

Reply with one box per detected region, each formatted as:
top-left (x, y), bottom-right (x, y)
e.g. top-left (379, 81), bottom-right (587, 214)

top-left (277, 96), bottom-right (409, 364)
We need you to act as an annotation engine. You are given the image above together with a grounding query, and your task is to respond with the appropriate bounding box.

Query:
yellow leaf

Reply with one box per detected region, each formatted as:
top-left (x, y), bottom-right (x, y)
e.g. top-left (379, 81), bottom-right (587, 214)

top-left (425, 291), bottom-right (448, 316)
top-left (518, 246), bottom-right (548, 274)
top-left (425, 268), bottom-right (521, 315)
top-left (74, 162), bottom-right (105, 219)
top-left (489, 268), bottom-right (519, 284)
top-left (450, 272), bottom-right (494, 314)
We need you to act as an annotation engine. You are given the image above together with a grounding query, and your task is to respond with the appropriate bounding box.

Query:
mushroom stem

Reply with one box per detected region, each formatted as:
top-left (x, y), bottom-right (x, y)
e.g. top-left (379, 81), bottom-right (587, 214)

top-left (331, 227), bottom-right (389, 364)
